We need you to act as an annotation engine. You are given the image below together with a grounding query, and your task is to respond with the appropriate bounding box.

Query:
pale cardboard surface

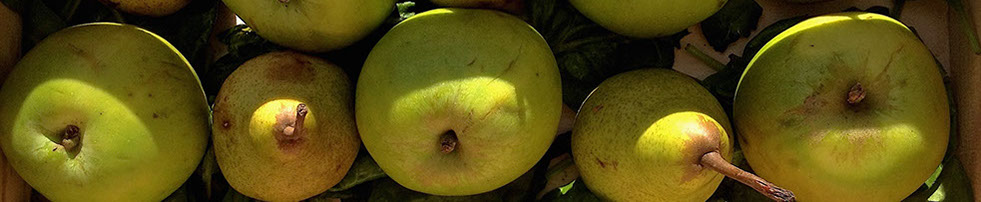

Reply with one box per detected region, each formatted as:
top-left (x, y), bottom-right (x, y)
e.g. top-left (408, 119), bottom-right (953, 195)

top-left (949, 0), bottom-right (981, 198)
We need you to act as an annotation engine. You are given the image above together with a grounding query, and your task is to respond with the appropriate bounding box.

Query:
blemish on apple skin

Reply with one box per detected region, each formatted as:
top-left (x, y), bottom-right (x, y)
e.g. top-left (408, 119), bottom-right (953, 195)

top-left (595, 158), bottom-right (617, 169)
top-left (592, 105), bottom-right (604, 113)
top-left (152, 113), bottom-right (159, 119)
top-left (222, 121), bottom-right (231, 129)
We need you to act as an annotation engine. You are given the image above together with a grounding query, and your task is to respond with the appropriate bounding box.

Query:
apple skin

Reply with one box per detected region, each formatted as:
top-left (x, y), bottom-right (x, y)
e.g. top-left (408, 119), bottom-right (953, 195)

top-left (212, 51), bottom-right (360, 201)
top-left (0, 23), bottom-right (210, 201)
top-left (734, 12), bottom-right (949, 201)
top-left (222, 0), bottom-right (396, 52)
top-left (99, 0), bottom-right (191, 17)
top-left (356, 8), bottom-right (562, 196)
top-left (573, 69), bottom-right (732, 202)
top-left (568, 0), bottom-right (727, 38)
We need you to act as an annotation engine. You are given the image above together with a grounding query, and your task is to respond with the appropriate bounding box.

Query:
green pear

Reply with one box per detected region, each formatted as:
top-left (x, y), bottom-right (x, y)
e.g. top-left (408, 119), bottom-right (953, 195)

top-left (212, 51), bottom-right (360, 201)
top-left (734, 12), bottom-right (949, 201)
top-left (568, 0), bottom-right (727, 38)
top-left (0, 22), bottom-right (210, 201)
top-left (222, 0), bottom-right (396, 52)
top-left (573, 68), bottom-right (793, 201)
top-left (98, 0), bottom-right (191, 17)
top-left (356, 8), bottom-right (562, 196)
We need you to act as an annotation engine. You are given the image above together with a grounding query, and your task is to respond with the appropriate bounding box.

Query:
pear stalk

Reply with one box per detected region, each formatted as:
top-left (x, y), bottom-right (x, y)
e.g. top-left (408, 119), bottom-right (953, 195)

top-left (281, 103), bottom-right (307, 140)
top-left (700, 151), bottom-right (796, 202)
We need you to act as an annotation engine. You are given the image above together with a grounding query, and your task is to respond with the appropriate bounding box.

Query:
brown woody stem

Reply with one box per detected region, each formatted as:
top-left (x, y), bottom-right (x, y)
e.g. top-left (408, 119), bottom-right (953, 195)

top-left (700, 151), bottom-right (796, 202)
top-left (281, 104), bottom-right (307, 141)
top-left (61, 125), bottom-right (81, 151)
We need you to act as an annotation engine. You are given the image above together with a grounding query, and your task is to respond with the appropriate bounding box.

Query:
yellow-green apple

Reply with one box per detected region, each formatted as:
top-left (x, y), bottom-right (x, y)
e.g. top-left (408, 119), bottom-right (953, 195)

top-left (222, 0), bottom-right (396, 52)
top-left (0, 23), bottom-right (210, 201)
top-left (212, 51), bottom-right (360, 201)
top-left (568, 0), bottom-right (727, 38)
top-left (356, 8), bottom-right (562, 196)
top-left (734, 12), bottom-right (949, 202)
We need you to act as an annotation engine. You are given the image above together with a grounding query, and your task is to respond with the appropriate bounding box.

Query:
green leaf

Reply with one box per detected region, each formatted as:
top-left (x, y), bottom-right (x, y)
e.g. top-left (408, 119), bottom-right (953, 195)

top-left (327, 149), bottom-right (388, 192)
top-left (541, 180), bottom-right (602, 202)
top-left (699, 0), bottom-right (763, 52)
top-left (526, 0), bottom-right (682, 109)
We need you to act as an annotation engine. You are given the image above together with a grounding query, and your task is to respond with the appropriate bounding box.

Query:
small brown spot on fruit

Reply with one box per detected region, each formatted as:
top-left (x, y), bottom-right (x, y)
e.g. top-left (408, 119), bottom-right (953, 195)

top-left (592, 105), bottom-right (604, 113)
top-left (152, 113), bottom-right (159, 118)
top-left (222, 121), bottom-right (231, 129)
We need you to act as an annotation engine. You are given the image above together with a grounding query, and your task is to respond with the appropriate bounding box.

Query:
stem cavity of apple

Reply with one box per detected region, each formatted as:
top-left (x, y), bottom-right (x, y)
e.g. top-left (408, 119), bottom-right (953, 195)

top-left (280, 103), bottom-right (307, 141)
top-left (61, 125), bottom-right (81, 151)
top-left (440, 130), bottom-right (458, 154)
top-left (846, 82), bottom-right (866, 105)
top-left (700, 151), bottom-right (796, 202)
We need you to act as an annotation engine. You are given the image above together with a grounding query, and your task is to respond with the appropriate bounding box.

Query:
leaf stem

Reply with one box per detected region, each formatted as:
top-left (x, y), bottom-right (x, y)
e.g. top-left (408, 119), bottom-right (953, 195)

top-left (684, 44), bottom-right (726, 71)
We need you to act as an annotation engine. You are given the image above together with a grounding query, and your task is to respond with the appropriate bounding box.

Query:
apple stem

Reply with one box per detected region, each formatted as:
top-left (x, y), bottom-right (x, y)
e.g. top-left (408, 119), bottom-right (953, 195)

top-left (846, 83), bottom-right (866, 105)
top-left (282, 103), bottom-right (307, 140)
top-left (700, 151), bottom-right (796, 202)
top-left (61, 125), bottom-right (81, 151)
top-left (440, 131), bottom-right (458, 153)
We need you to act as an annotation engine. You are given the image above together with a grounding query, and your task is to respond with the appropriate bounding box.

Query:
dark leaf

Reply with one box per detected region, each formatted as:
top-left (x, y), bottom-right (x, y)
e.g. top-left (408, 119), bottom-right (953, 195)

top-left (700, 0), bottom-right (763, 52)
top-left (327, 149), bottom-right (388, 192)
top-left (526, 0), bottom-right (680, 109)
top-left (700, 15), bottom-right (808, 114)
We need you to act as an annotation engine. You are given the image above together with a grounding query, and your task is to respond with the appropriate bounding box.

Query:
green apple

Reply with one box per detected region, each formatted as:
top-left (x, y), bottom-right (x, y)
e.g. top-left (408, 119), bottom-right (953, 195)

top-left (573, 68), bottom-right (793, 202)
top-left (98, 0), bottom-right (191, 17)
top-left (0, 23), bottom-right (210, 201)
top-left (568, 0), bottom-right (727, 38)
top-left (222, 0), bottom-right (396, 52)
top-left (212, 51), bottom-right (360, 201)
top-left (356, 8), bottom-right (562, 196)
top-left (734, 12), bottom-right (949, 201)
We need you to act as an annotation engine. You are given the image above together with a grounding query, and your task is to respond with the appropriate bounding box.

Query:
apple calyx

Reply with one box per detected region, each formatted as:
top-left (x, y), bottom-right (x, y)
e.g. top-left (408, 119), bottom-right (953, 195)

top-left (278, 103), bottom-right (307, 142)
top-left (846, 82), bottom-right (866, 105)
top-left (699, 151), bottom-right (796, 202)
top-left (61, 125), bottom-right (82, 151)
top-left (439, 131), bottom-right (458, 154)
